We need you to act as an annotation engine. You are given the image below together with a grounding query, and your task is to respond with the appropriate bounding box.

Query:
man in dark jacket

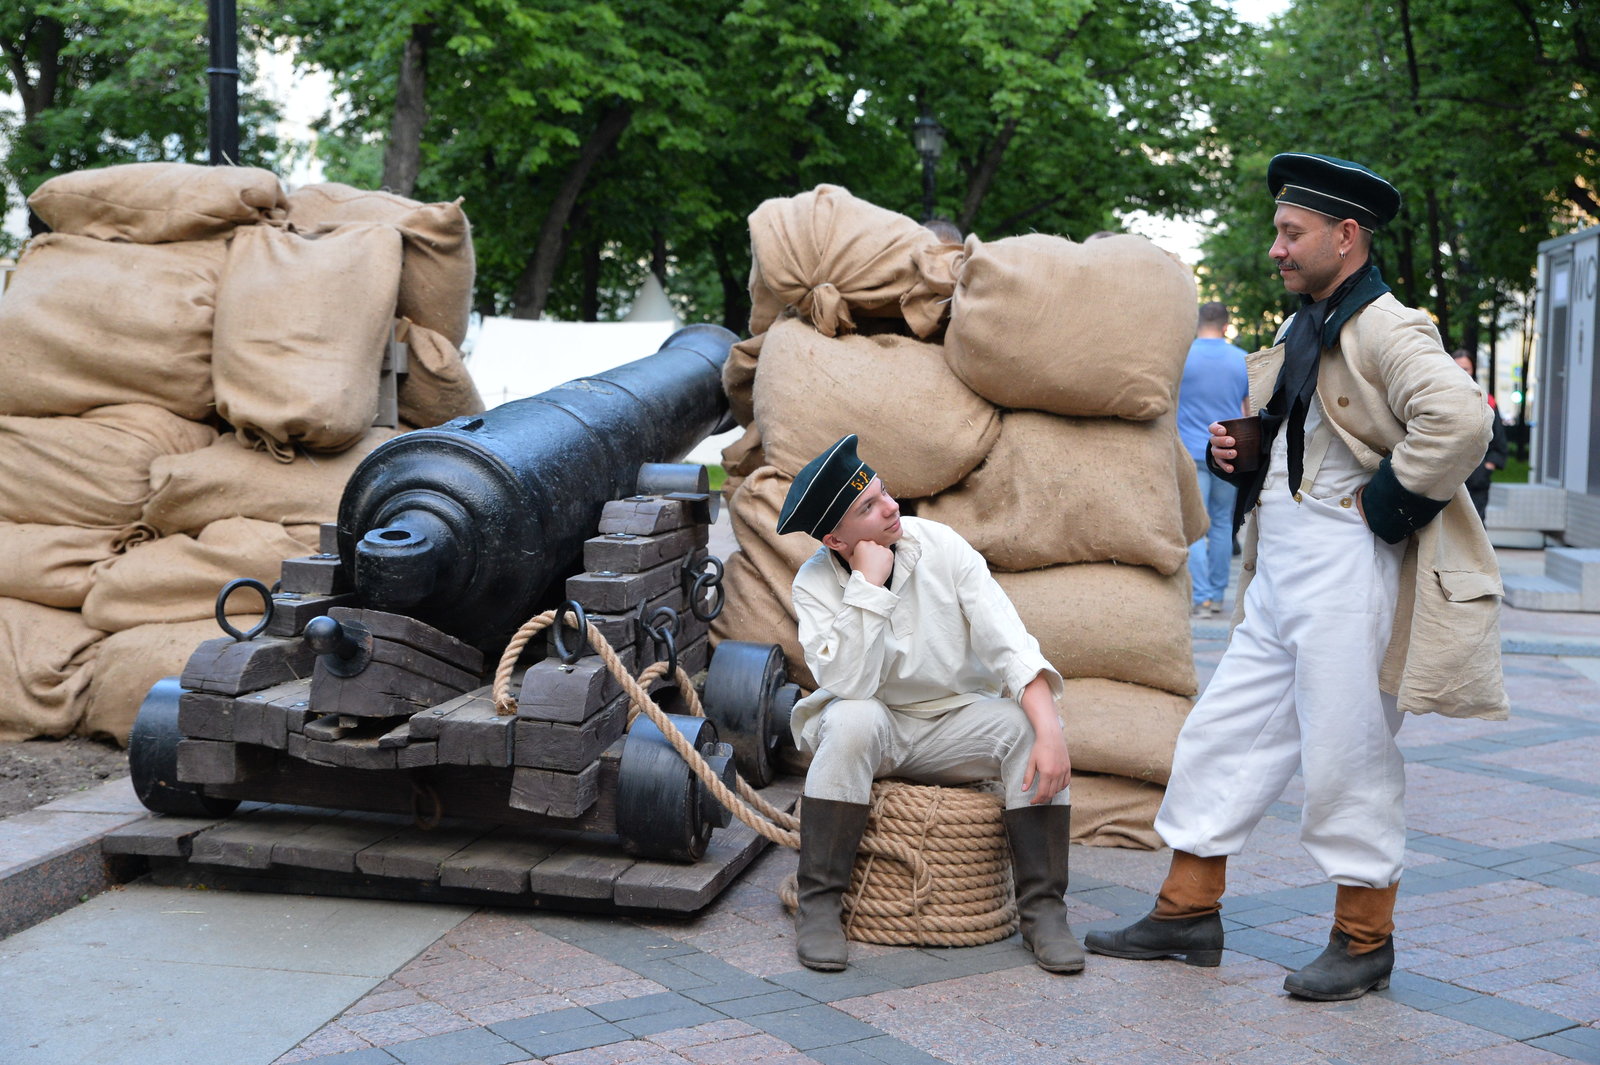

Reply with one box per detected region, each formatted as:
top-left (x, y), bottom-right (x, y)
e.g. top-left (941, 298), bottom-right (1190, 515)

top-left (1453, 350), bottom-right (1509, 522)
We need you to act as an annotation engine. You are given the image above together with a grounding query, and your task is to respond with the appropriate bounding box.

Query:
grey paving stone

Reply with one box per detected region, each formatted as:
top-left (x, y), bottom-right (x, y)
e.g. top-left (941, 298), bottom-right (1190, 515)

top-left (678, 974), bottom-right (788, 1004)
top-left (1407, 857), bottom-right (1479, 878)
top-left (810, 1047), bottom-right (890, 1065)
top-left (628, 957), bottom-right (719, 990)
top-left (768, 966), bottom-right (897, 1001)
top-left (1243, 884), bottom-right (1330, 912)
top-left (1497, 857), bottom-right (1569, 877)
top-left (1527, 1032), bottom-right (1600, 1064)
top-left (1400, 867), bottom-right (1507, 895)
top-left (1379, 971), bottom-right (1480, 1010)
top-left (295, 1050), bottom-right (401, 1065)
top-left (1561, 837), bottom-right (1600, 854)
top-left (489, 1007), bottom-right (606, 1039)
top-left (502, 1022), bottom-right (631, 1058)
top-left (1226, 928), bottom-right (1323, 968)
top-left (1540, 778), bottom-right (1600, 799)
top-left (1434, 996), bottom-right (1578, 1041)
top-left (1529, 869), bottom-right (1600, 889)
top-left (1071, 884), bottom-right (1156, 914)
top-left (669, 950), bottom-right (754, 980)
top-left (386, 1026), bottom-right (526, 1065)
top-left (713, 989), bottom-right (819, 1017)
top-left (1221, 903), bottom-right (1303, 928)
top-left (747, 1003), bottom-right (885, 1050)
top-left (614, 1003), bottom-right (725, 1036)
top-left (588, 990), bottom-right (699, 1021)
top-left (826, 1034), bottom-right (949, 1064)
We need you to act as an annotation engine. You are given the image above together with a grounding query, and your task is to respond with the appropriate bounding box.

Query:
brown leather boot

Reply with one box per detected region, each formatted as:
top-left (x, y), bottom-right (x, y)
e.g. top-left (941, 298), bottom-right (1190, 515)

top-left (1155, 850), bottom-right (1227, 918)
top-left (1083, 851), bottom-right (1227, 967)
top-left (1284, 882), bottom-right (1399, 1001)
top-left (794, 797), bottom-right (871, 972)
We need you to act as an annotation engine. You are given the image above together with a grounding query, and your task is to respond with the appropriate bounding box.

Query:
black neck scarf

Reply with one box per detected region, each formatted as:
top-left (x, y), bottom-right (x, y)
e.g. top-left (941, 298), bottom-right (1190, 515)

top-left (1258, 263), bottom-right (1390, 497)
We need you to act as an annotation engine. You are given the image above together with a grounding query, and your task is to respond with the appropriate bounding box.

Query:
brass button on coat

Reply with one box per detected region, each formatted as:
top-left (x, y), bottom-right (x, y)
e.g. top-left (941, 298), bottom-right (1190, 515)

top-left (1293, 491), bottom-right (1303, 502)
top-left (1339, 496), bottom-right (1353, 508)
top-left (1337, 395), bottom-right (1350, 407)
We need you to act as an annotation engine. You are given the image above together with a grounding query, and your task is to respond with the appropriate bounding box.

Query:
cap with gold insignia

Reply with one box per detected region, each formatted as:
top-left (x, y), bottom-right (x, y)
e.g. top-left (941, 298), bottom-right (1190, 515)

top-left (1267, 153), bottom-right (1401, 231)
top-left (776, 433), bottom-right (876, 538)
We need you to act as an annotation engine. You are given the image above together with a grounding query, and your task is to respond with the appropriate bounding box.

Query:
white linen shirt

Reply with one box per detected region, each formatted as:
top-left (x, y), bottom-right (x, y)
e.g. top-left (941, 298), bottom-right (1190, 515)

top-left (788, 517), bottom-right (1062, 745)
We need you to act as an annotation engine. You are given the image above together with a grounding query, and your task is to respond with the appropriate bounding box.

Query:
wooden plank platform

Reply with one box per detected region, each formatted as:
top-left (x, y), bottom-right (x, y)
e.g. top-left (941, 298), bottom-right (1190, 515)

top-left (101, 777), bottom-right (802, 915)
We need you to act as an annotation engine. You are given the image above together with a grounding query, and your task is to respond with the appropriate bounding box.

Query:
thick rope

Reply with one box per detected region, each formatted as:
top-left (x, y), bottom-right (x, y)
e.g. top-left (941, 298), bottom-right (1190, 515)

top-left (490, 607), bottom-right (1015, 947)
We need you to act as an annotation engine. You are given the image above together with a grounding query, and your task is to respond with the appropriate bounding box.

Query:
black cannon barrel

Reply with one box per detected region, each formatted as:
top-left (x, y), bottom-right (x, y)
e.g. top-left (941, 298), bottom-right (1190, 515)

top-left (337, 323), bottom-right (737, 649)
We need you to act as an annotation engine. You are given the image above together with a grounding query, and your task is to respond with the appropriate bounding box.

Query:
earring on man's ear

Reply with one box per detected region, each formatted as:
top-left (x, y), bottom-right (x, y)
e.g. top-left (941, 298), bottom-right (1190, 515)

top-left (1340, 249), bottom-right (1347, 260)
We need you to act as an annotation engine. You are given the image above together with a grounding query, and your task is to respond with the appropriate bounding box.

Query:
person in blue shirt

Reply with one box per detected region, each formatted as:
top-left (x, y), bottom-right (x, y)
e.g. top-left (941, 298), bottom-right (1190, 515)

top-left (1176, 302), bottom-right (1250, 616)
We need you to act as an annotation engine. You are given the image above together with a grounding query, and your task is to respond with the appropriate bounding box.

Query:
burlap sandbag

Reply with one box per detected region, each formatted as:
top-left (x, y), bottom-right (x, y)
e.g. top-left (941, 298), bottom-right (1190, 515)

top-left (82, 517), bottom-right (322, 632)
top-left (941, 233), bottom-right (1196, 419)
top-left (0, 524), bottom-right (145, 609)
top-left (719, 424), bottom-right (766, 501)
top-left (1060, 677), bottom-right (1191, 785)
top-left (285, 183), bottom-right (475, 345)
top-left (748, 258), bottom-right (788, 337)
top-left (713, 549), bottom-right (816, 692)
top-left (748, 185), bottom-right (943, 338)
top-left (754, 320), bottom-right (999, 498)
top-left (28, 162), bottom-right (286, 243)
top-left (0, 235), bottom-right (224, 419)
top-left (141, 427), bottom-right (406, 536)
top-left (396, 319), bottom-right (485, 428)
top-left (995, 563), bottom-right (1196, 696)
top-left (728, 466), bottom-right (818, 588)
top-left (1069, 771), bottom-right (1165, 849)
top-left (0, 405), bottom-right (216, 528)
top-left (918, 412), bottom-right (1191, 575)
top-left (0, 598), bottom-right (103, 742)
top-left (213, 224), bottom-right (402, 460)
top-left (723, 332), bottom-right (763, 428)
top-left (79, 618), bottom-right (222, 746)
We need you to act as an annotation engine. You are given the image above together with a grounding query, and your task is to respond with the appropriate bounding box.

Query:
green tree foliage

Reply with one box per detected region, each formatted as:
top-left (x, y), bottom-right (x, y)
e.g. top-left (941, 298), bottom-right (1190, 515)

top-left (0, 2), bottom-right (280, 252)
top-left (270, 0), bottom-right (1243, 327)
top-left (1196, 0), bottom-right (1598, 353)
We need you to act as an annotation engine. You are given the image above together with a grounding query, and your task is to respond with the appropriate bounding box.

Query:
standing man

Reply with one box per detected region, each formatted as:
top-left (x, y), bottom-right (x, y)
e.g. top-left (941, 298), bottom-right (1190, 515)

top-left (1084, 153), bottom-right (1508, 1001)
top-left (778, 434), bottom-right (1083, 975)
top-left (1178, 301), bottom-right (1251, 617)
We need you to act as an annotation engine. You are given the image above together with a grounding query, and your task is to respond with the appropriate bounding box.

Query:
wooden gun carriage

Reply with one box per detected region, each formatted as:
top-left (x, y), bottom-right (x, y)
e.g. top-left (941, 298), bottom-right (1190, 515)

top-left (117, 327), bottom-right (801, 913)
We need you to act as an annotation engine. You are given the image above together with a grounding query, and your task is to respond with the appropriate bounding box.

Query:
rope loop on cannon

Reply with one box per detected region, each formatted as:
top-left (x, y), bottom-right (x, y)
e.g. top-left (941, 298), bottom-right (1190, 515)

top-left (491, 606), bottom-right (1017, 947)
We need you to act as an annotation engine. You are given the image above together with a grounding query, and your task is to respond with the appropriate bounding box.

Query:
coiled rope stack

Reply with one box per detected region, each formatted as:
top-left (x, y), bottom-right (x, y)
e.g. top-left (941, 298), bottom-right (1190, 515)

top-left (492, 607), bottom-right (1018, 947)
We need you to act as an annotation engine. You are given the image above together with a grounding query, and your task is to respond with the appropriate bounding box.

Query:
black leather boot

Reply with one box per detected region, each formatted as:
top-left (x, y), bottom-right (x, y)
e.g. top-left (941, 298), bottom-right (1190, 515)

top-left (1082, 911), bottom-right (1224, 967)
top-left (1283, 931), bottom-right (1394, 1000)
top-left (1083, 850), bottom-right (1226, 967)
top-left (794, 797), bottom-right (871, 972)
top-left (1283, 883), bottom-right (1398, 1000)
top-left (1003, 805), bottom-right (1085, 973)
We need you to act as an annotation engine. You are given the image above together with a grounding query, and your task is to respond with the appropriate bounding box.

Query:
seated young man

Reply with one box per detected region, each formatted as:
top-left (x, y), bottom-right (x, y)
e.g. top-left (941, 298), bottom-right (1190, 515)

top-left (777, 434), bottom-right (1082, 974)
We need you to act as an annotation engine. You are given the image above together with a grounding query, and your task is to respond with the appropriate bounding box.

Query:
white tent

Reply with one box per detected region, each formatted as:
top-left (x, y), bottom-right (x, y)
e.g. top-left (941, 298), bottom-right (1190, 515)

top-left (462, 280), bottom-right (741, 467)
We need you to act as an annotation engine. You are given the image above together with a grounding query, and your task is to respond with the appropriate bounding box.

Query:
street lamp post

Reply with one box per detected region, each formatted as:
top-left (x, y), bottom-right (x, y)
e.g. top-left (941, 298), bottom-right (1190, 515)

top-left (912, 109), bottom-right (945, 223)
top-left (207, 0), bottom-right (240, 165)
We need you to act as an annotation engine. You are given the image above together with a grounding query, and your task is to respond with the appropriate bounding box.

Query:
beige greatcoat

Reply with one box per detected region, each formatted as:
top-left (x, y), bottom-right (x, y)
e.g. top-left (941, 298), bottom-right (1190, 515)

top-left (1233, 292), bottom-right (1510, 720)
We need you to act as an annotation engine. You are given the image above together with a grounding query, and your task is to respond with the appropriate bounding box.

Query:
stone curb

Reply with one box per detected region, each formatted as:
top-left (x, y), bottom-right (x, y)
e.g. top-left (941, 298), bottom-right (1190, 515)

top-left (0, 776), bottom-right (148, 939)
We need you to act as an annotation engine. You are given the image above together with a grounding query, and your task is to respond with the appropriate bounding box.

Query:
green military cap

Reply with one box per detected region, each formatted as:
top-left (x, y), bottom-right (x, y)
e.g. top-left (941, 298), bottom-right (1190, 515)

top-left (1268, 153), bottom-right (1401, 231)
top-left (777, 434), bottom-right (876, 538)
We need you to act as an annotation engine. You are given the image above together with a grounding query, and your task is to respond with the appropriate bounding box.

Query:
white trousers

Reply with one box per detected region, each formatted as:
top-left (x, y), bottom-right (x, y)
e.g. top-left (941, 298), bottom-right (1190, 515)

top-left (800, 696), bottom-right (1068, 810)
top-left (1155, 488), bottom-right (1407, 887)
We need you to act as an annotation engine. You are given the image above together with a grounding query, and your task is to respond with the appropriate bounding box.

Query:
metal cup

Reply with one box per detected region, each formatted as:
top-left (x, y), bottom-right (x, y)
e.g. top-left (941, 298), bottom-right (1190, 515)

top-left (1217, 415), bottom-right (1263, 473)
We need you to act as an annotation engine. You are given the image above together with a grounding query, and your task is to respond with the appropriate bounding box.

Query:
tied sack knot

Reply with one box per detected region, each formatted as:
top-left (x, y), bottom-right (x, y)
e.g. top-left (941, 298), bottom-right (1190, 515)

top-left (797, 282), bottom-right (854, 338)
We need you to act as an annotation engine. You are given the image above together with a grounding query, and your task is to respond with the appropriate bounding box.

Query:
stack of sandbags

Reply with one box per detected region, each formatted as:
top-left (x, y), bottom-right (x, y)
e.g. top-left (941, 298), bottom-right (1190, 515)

top-left (713, 186), bottom-right (1205, 848)
top-left (0, 163), bottom-right (485, 745)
